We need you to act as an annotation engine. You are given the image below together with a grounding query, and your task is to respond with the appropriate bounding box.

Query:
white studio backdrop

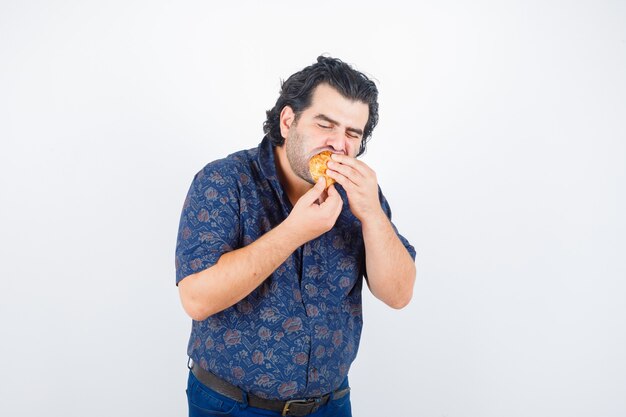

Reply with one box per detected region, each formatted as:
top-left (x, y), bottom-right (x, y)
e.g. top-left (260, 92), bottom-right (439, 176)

top-left (1, 1), bottom-right (625, 416)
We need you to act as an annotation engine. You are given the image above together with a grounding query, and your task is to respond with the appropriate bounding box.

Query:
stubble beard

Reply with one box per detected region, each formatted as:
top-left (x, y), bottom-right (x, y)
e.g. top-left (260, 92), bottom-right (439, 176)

top-left (285, 127), bottom-right (315, 185)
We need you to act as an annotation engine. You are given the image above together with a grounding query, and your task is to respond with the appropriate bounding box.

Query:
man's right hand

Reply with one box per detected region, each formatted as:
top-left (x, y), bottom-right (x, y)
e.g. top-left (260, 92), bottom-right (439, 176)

top-left (283, 178), bottom-right (343, 246)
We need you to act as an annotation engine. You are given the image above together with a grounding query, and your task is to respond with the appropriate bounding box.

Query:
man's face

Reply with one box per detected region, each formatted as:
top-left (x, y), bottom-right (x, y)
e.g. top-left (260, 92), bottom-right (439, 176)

top-left (284, 83), bottom-right (369, 184)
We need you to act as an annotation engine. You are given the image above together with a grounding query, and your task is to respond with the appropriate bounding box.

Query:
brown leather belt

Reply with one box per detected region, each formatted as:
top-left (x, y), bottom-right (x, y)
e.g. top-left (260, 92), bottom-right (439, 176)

top-left (190, 361), bottom-right (350, 416)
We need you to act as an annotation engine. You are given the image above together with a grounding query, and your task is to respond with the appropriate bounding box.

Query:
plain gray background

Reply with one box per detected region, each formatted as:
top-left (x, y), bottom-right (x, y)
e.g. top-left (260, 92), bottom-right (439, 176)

top-left (1, 1), bottom-right (625, 416)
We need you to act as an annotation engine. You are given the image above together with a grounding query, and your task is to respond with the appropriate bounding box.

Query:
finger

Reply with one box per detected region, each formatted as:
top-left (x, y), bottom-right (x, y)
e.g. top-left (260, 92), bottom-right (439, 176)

top-left (330, 153), bottom-right (363, 169)
top-left (327, 183), bottom-right (339, 197)
top-left (299, 177), bottom-right (326, 206)
top-left (322, 185), bottom-right (343, 214)
top-left (324, 184), bottom-right (340, 203)
top-left (326, 168), bottom-right (354, 189)
top-left (316, 189), bottom-right (329, 204)
top-left (320, 184), bottom-right (337, 203)
top-left (327, 161), bottom-right (362, 186)
top-left (331, 154), bottom-right (374, 180)
top-left (327, 185), bottom-right (344, 211)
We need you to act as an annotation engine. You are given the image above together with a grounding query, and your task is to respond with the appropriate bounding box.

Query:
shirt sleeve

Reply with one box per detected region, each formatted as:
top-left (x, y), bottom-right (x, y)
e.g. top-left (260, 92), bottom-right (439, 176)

top-left (378, 187), bottom-right (417, 261)
top-left (175, 163), bottom-right (241, 285)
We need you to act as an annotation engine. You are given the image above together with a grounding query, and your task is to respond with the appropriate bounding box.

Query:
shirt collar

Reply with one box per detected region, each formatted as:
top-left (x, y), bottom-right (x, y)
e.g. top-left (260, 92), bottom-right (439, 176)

top-left (257, 135), bottom-right (288, 201)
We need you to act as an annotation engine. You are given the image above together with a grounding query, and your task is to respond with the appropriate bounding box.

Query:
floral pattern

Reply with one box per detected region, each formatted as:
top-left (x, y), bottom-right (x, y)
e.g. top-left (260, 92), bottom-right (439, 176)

top-left (175, 137), bottom-right (415, 399)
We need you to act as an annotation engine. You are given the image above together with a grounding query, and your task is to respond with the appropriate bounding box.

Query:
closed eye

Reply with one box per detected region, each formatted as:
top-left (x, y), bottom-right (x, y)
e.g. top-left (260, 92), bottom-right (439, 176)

top-left (318, 123), bottom-right (332, 130)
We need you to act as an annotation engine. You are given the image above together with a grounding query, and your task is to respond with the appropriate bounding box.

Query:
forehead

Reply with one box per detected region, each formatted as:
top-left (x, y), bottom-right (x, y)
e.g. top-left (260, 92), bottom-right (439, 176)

top-left (304, 83), bottom-right (369, 129)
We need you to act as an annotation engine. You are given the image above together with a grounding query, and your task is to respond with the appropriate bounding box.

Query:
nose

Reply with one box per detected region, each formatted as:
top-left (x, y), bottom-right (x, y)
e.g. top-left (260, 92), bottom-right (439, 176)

top-left (325, 130), bottom-right (347, 154)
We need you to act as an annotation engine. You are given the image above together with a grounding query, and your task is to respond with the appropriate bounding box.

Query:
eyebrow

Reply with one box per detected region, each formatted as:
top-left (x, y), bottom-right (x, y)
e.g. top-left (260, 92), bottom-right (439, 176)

top-left (314, 114), bottom-right (364, 136)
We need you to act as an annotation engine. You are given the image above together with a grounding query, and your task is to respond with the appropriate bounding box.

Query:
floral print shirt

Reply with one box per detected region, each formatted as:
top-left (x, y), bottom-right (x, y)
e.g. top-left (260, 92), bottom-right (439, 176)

top-left (175, 136), bottom-right (415, 399)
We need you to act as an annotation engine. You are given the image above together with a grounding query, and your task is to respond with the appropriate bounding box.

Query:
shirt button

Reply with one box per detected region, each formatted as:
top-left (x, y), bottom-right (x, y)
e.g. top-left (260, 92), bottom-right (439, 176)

top-left (305, 284), bottom-right (311, 290)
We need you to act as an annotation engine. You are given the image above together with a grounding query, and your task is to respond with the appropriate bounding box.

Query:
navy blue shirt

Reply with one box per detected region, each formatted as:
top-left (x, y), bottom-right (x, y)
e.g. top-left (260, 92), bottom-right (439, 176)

top-left (175, 136), bottom-right (415, 399)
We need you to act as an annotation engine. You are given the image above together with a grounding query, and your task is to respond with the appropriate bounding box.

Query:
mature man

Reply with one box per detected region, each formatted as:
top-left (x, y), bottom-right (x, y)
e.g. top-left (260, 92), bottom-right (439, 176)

top-left (175, 56), bottom-right (416, 417)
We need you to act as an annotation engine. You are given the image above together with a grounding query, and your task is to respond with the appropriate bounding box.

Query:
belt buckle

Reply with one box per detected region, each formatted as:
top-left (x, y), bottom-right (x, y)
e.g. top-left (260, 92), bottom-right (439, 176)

top-left (282, 398), bottom-right (313, 416)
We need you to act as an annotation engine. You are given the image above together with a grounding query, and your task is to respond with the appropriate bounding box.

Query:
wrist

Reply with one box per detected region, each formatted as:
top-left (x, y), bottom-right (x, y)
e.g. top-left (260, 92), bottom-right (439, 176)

top-left (276, 218), bottom-right (308, 249)
top-left (359, 207), bottom-right (387, 229)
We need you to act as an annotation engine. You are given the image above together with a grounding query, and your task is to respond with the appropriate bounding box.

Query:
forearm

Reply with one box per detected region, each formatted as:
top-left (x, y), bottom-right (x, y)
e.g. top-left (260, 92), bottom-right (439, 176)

top-left (178, 221), bottom-right (302, 320)
top-left (362, 210), bottom-right (416, 309)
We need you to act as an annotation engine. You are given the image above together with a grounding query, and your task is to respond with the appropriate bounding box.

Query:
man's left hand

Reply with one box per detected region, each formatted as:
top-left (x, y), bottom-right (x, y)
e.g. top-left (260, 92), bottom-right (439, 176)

top-left (326, 154), bottom-right (382, 222)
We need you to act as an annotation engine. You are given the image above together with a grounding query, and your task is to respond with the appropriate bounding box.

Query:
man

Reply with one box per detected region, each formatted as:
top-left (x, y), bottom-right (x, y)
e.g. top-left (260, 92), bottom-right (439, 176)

top-left (175, 56), bottom-right (416, 417)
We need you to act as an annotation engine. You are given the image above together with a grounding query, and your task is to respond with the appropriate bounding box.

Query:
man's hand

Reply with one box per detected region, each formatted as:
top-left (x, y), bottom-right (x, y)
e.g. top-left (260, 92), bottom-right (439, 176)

top-left (283, 178), bottom-right (344, 246)
top-left (326, 154), bottom-right (416, 309)
top-left (326, 154), bottom-right (382, 222)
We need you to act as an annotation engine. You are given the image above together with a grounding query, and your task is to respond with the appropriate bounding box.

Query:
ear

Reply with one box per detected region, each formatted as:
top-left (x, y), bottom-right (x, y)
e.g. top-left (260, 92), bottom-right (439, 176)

top-left (279, 106), bottom-right (295, 140)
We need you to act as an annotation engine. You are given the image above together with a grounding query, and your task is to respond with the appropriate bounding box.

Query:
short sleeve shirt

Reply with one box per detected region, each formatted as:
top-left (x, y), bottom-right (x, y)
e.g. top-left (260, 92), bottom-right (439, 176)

top-left (175, 136), bottom-right (416, 399)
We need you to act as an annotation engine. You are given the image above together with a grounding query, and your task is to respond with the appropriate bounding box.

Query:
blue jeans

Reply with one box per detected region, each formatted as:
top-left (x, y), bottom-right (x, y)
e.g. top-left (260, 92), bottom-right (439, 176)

top-left (186, 370), bottom-right (352, 417)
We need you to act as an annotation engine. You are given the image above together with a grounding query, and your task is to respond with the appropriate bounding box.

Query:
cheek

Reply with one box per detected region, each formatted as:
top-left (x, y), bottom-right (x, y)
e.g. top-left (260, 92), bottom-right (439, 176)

top-left (348, 140), bottom-right (361, 157)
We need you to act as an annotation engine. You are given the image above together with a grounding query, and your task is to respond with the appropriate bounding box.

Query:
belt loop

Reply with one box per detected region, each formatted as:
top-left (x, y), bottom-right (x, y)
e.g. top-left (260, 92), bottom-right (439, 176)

top-left (187, 357), bottom-right (193, 370)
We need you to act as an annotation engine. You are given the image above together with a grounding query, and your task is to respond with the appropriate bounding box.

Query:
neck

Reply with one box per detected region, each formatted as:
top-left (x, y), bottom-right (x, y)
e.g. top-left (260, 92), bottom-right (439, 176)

top-left (273, 145), bottom-right (312, 206)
